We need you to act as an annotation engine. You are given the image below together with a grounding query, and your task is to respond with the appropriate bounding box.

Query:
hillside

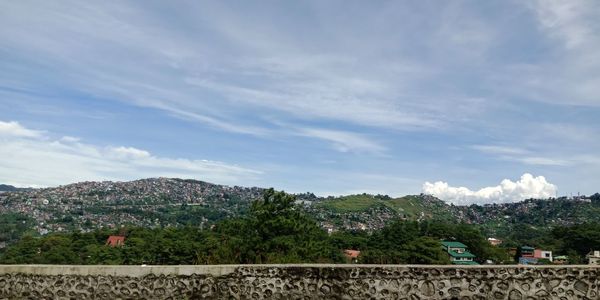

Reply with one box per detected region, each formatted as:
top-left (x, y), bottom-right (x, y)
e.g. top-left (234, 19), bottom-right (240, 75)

top-left (307, 192), bottom-right (600, 242)
top-left (306, 194), bottom-right (458, 231)
top-left (1, 177), bottom-right (599, 248)
top-left (0, 178), bottom-right (264, 245)
top-left (0, 184), bottom-right (21, 192)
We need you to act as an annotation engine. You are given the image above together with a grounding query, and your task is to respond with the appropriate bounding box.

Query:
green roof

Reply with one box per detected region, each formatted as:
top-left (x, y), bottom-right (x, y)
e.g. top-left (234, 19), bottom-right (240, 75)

top-left (448, 249), bottom-right (476, 258)
top-left (521, 246), bottom-right (535, 250)
top-left (554, 255), bottom-right (568, 260)
top-left (452, 261), bottom-right (480, 265)
top-left (442, 241), bottom-right (468, 248)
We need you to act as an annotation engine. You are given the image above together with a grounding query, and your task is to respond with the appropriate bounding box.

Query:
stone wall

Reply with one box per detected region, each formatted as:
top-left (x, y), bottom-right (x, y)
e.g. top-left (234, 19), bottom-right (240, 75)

top-left (1, 264), bottom-right (599, 299)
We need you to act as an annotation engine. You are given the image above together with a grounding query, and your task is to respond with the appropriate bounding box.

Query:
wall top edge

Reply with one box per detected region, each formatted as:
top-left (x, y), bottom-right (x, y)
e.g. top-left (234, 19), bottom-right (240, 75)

top-left (1, 264), bottom-right (600, 277)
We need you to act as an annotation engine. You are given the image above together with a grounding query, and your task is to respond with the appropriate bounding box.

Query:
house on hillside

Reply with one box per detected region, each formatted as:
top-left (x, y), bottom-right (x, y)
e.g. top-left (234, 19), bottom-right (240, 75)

top-left (487, 237), bottom-right (502, 246)
top-left (587, 250), bottom-right (600, 265)
top-left (106, 235), bottom-right (125, 247)
top-left (535, 249), bottom-right (553, 262)
top-left (344, 249), bottom-right (360, 263)
top-left (518, 246), bottom-right (536, 264)
top-left (518, 246), bottom-right (552, 264)
top-left (441, 241), bottom-right (478, 265)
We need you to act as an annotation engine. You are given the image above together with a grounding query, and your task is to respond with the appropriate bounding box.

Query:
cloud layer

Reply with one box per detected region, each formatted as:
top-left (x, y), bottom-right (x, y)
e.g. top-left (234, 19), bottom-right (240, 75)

top-left (422, 173), bottom-right (558, 205)
top-left (0, 121), bottom-right (260, 187)
top-left (1, 1), bottom-right (599, 195)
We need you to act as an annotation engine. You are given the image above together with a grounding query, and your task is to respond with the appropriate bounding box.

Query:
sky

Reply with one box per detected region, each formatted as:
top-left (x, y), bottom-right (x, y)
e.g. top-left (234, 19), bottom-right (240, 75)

top-left (0, 0), bottom-right (599, 205)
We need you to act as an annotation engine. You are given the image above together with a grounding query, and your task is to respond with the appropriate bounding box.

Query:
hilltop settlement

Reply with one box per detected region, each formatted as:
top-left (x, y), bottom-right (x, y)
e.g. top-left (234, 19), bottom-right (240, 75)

top-left (1, 178), bottom-right (600, 265)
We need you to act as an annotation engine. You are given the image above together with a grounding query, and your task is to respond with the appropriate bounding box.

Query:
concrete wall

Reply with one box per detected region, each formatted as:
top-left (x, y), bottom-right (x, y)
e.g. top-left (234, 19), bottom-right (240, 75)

top-left (1, 264), bottom-right (599, 299)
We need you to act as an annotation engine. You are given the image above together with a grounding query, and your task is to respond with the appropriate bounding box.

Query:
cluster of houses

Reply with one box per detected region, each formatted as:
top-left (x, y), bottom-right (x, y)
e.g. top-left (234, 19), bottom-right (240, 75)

top-left (443, 241), bottom-right (600, 265)
top-left (516, 246), bottom-right (600, 265)
top-left (342, 241), bottom-right (481, 265)
top-left (110, 234), bottom-right (600, 266)
top-left (517, 246), bottom-right (553, 265)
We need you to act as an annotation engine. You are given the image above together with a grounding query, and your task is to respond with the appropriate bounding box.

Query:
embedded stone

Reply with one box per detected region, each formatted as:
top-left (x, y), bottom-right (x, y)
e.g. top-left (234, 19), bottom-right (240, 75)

top-left (574, 280), bottom-right (589, 294)
top-left (508, 289), bottom-right (523, 300)
top-left (420, 281), bottom-right (435, 297)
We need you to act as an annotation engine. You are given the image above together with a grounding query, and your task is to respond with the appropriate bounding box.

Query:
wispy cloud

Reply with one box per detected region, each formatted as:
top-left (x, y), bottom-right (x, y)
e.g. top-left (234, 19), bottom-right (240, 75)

top-left (0, 1), bottom-right (489, 144)
top-left (472, 141), bottom-right (600, 167)
top-left (471, 145), bottom-right (528, 156)
top-left (1, 1), bottom-right (600, 196)
top-left (0, 120), bottom-right (43, 138)
top-left (296, 127), bottom-right (386, 154)
top-left (495, 0), bottom-right (600, 107)
top-left (473, 144), bottom-right (572, 166)
top-left (0, 121), bottom-right (261, 187)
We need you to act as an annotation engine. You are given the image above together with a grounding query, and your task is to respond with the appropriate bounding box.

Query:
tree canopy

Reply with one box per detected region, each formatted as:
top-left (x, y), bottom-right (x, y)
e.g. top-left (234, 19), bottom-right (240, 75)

top-left (1, 189), bottom-right (598, 265)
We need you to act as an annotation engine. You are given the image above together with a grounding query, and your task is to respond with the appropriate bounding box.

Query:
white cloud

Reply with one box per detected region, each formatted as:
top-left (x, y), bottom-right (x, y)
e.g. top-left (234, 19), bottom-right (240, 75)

top-left (296, 128), bottom-right (385, 154)
top-left (60, 136), bottom-right (81, 143)
top-left (107, 146), bottom-right (151, 159)
top-left (0, 120), bottom-right (42, 138)
top-left (531, 0), bottom-right (595, 49)
top-left (0, 121), bottom-right (261, 187)
top-left (0, 1), bottom-right (488, 141)
top-left (422, 173), bottom-right (558, 205)
top-left (503, 0), bottom-right (600, 107)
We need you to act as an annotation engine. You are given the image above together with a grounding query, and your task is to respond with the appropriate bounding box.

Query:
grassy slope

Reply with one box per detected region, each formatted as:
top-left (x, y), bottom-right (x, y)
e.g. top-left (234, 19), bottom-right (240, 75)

top-left (317, 195), bottom-right (382, 212)
top-left (316, 194), bottom-right (455, 221)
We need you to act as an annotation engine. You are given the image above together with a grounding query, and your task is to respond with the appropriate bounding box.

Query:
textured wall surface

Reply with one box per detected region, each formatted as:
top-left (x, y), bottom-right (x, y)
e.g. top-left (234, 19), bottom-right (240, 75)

top-left (1, 264), bottom-right (599, 299)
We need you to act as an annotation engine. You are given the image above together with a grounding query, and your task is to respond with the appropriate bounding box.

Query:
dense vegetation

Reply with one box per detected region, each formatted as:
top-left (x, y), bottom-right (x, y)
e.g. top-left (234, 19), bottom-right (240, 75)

top-left (0, 189), bottom-right (342, 264)
top-left (0, 213), bottom-right (36, 245)
top-left (2, 189), bottom-right (599, 265)
top-left (3, 178), bottom-right (600, 252)
top-left (314, 194), bottom-right (454, 219)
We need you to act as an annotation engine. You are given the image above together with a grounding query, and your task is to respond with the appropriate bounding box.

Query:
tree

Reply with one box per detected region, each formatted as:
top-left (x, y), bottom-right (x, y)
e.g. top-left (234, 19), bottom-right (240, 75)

top-left (198, 189), bottom-right (343, 264)
top-left (591, 193), bottom-right (600, 205)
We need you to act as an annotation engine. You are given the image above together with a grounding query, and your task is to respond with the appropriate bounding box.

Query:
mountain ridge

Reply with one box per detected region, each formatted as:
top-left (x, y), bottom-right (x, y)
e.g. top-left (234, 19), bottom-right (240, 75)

top-left (0, 184), bottom-right (27, 192)
top-left (1, 177), bottom-right (599, 246)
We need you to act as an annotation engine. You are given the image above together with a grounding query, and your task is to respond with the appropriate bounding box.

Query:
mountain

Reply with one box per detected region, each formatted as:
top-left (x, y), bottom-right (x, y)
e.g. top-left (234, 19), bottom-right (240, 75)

top-left (0, 178), bottom-right (264, 241)
top-left (306, 193), bottom-right (600, 239)
top-left (305, 194), bottom-right (460, 231)
top-left (1, 177), bottom-right (599, 247)
top-left (0, 184), bottom-right (21, 192)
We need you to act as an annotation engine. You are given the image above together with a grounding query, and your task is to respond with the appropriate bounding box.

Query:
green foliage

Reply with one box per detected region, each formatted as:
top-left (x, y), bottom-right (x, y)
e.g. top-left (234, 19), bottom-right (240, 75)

top-left (552, 223), bottom-right (600, 258)
top-left (198, 189), bottom-right (343, 264)
top-left (0, 213), bottom-right (36, 245)
top-left (317, 194), bottom-right (381, 212)
top-left (361, 220), bottom-right (514, 264)
top-left (329, 230), bottom-right (369, 250)
top-left (314, 194), bottom-right (455, 224)
top-left (2, 189), bottom-right (599, 265)
top-left (361, 221), bottom-right (449, 264)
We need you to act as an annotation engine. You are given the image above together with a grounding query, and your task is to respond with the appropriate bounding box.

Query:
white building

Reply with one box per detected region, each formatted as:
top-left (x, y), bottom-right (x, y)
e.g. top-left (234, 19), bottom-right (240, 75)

top-left (587, 251), bottom-right (600, 265)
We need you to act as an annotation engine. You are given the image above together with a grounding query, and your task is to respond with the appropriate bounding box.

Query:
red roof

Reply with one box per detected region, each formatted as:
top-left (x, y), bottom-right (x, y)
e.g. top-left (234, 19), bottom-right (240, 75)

top-left (344, 249), bottom-right (361, 259)
top-left (106, 235), bottom-right (125, 247)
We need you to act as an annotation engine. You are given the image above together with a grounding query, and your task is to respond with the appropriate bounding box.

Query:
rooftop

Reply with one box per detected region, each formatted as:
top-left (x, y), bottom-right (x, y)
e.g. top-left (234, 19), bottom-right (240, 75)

top-left (442, 241), bottom-right (468, 248)
top-left (106, 235), bottom-right (126, 247)
top-left (448, 250), bottom-right (476, 258)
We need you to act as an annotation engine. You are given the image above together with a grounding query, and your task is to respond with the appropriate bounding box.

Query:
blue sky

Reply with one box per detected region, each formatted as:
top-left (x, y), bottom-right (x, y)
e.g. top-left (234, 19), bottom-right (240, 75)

top-left (1, 1), bottom-right (599, 204)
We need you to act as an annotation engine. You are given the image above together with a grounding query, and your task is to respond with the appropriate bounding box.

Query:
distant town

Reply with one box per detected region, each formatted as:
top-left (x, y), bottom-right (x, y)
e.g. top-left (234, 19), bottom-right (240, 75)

top-left (1, 178), bottom-right (600, 265)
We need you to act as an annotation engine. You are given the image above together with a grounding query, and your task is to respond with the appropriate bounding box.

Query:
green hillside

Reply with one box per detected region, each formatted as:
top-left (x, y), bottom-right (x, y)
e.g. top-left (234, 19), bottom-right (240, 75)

top-left (314, 194), bottom-right (456, 222)
top-left (317, 194), bottom-right (383, 212)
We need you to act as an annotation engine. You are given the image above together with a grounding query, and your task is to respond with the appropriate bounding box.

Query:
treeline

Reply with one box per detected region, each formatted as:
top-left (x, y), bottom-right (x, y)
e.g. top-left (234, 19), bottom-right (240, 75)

top-left (1, 189), bottom-right (599, 265)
